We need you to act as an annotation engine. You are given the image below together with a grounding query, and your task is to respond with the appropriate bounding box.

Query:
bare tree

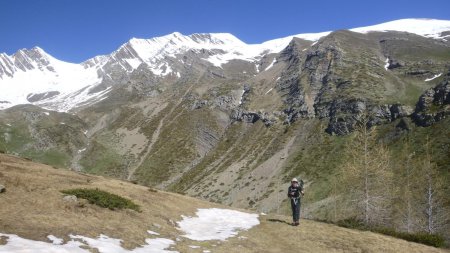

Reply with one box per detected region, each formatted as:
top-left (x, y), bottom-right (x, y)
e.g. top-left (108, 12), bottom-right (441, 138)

top-left (394, 138), bottom-right (417, 233)
top-left (418, 137), bottom-right (448, 234)
top-left (340, 113), bottom-right (393, 226)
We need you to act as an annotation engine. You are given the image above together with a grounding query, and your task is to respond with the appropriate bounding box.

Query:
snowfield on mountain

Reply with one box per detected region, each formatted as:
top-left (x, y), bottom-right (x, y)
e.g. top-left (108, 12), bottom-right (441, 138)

top-left (1, 18), bottom-right (449, 111)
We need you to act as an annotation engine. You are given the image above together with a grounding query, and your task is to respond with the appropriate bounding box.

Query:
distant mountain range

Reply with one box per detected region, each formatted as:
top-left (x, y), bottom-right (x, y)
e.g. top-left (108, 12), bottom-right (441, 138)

top-left (1, 18), bottom-right (449, 111)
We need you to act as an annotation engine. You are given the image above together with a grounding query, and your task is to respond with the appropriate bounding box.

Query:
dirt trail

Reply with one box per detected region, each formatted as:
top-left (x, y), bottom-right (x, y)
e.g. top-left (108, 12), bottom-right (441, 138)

top-left (126, 84), bottom-right (195, 180)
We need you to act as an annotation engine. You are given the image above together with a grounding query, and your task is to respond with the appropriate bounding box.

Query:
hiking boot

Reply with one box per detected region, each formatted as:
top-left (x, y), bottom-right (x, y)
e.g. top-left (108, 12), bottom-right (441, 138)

top-left (295, 221), bottom-right (300, 226)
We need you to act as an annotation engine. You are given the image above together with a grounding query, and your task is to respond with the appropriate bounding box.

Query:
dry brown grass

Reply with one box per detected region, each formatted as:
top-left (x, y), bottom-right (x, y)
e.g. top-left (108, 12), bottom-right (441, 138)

top-left (0, 153), bottom-right (448, 252)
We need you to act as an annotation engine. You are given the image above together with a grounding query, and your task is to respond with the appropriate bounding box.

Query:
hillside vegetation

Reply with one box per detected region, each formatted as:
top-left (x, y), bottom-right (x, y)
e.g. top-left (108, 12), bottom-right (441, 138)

top-left (0, 153), bottom-right (448, 252)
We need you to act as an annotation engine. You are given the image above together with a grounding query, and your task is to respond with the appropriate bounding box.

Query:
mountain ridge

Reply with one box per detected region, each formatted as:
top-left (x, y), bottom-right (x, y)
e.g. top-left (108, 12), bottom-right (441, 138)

top-left (1, 18), bottom-right (450, 111)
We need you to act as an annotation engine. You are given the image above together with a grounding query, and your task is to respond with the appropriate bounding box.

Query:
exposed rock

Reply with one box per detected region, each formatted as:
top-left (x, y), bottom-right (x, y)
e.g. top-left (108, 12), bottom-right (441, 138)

top-left (231, 108), bottom-right (279, 126)
top-left (390, 104), bottom-right (414, 120)
top-left (413, 80), bottom-right (450, 127)
top-left (406, 69), bottom-right (430, 76)
top-left (387, 58), bottom-right (403, 69)
top-left (259, 112), bottom-right (278, 127)
top-left (324, 101), bottom-right (414, 135)
top-left (241, 112), bottom-right (260, 124)
top-left (0, 184), bottom-right (5, 193)
top-left (214, 95), bottom-right (233, 110)
top-left (63, 195), bottom-right (77, 202)
top-left (369, 104), bottom-right (392, 126)
top-left (325, 99), bottom-right (366, 135)
top-left (192, 100), bottom-right (208, 110)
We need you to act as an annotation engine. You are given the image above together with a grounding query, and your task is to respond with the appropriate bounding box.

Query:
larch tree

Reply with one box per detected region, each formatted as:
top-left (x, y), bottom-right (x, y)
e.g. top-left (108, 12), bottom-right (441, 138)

top-left (340, 112), bottom-right (393, 226)
top-left (417, 136), bottom-right (448, 234)
top-left (394, 137), bottom-right (418, 233)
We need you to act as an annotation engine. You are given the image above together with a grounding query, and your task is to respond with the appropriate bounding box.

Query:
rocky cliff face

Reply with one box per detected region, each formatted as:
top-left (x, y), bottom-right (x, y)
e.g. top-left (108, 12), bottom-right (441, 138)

top-left (413, 76), bottom-right (450, 126)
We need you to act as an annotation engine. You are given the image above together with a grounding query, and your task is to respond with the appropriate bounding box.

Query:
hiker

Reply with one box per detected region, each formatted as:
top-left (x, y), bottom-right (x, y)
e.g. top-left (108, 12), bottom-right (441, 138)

top-left (287, 178), bottom-right (304, 226)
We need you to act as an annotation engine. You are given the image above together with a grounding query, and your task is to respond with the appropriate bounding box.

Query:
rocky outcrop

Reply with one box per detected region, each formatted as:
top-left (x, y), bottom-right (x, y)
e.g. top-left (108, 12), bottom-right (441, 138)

top-left (413, 79), bottom-right (450, 126)
top-left (231, 108), bottom-right (260, 124)
top-left (231, 108), bottom-right (279, 126)
top-left (322, 100), bottom-right (415, 135)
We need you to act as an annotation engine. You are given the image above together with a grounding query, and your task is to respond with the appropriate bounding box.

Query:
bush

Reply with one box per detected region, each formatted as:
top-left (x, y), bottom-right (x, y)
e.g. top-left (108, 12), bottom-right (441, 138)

top-left (335, 218), bottom-right (445, 248)
top-left (61, 188), bottom-right (140, 212)
top-left (373, 228), bottom-right (445, 248)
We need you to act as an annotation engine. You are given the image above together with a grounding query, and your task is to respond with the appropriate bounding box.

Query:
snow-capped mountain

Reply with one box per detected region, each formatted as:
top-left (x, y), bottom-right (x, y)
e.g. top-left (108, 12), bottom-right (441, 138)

top-left (0, 47), bottom-right (102, 110)
top-left (1, 18), bottom-right (449, 111)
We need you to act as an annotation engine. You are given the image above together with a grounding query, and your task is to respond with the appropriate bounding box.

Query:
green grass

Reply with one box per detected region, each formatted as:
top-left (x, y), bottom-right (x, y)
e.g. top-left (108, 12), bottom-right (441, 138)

top-left (80, 140), bottom-right (126, 178)
top-left (0, 123), bottom-right (34, 153)
top-left (61, 188), bottom-right (141, 212)
top-left (22, 149), bottom-right (70, 168)
top-left (134, 105), bottom-right (199, 185)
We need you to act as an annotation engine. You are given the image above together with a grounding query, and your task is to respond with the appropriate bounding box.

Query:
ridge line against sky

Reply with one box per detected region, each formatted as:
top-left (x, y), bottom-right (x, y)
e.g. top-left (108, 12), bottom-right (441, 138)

top-left (1, 0), bottom-right (450, 63)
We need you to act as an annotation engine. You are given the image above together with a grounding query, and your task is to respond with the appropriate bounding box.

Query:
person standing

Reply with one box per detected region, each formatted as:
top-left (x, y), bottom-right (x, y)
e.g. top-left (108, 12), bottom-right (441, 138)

top-left (287, 178), bottom-right (304, 226)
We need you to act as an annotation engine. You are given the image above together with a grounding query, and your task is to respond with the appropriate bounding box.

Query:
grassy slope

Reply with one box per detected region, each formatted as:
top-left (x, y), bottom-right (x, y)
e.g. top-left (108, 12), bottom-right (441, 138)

top-left (0, 153), bottom-right (447, 253)
top-left (0, 106), bottom-right (87, 168)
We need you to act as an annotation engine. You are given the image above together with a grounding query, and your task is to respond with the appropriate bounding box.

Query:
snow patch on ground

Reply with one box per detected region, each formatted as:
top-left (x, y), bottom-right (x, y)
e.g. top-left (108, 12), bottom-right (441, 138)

top-left (47, 235), bottom-right (63, 245)
top-left (425, 73), bottom-right (442, 82)
top-left (238, 89), bottom-right (245, 105)
top-left (384, 58), bottom-right (390, 70)
top-left (71, 235), bottom-right (177, 253)
top-left (0, 208), bottom-right (257, 252)
top-left (147, 230), bottom-right (160, 236)
top-left (0, 234), bottom-right (86, 253)
top-left (177, 208), bottom-right (259, 241)
top-left (264, 58), bottom-right (276, 71)
top-left (0, 233), bottom-right (177, 253)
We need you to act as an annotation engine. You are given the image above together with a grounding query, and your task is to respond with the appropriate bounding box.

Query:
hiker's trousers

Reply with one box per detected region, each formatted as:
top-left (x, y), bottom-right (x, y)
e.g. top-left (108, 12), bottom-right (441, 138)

top-left (290, 197), bottom-right (301, 222)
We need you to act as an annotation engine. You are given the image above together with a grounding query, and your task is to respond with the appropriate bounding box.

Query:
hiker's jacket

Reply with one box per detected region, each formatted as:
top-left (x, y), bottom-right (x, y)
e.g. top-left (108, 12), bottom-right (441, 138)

top-left (287, 184), bottom-right (302, 199)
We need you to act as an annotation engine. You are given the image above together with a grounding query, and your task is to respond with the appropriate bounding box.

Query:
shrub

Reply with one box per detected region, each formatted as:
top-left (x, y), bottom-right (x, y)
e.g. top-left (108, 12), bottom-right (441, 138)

top-left (61, 188), bottom-right (140, 212)
top-left (335, 218), bottom-right (445, 248)
top-left (372, 228), bottom-right (445, 248)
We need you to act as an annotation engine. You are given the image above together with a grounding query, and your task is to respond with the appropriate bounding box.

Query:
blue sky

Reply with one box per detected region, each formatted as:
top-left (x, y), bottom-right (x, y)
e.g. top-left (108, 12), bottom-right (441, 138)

top-left (1, 0), bottom-right (449, 63)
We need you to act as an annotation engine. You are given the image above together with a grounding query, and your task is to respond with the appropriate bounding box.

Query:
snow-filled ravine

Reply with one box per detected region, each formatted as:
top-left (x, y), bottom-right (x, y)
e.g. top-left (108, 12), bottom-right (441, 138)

top-left (0, 208), bottom-right (259, 253)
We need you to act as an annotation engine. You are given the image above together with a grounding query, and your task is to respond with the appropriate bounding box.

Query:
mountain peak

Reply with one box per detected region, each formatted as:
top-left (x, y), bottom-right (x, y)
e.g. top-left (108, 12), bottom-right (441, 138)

top-left (350, 18), bottom-right (450, 38)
